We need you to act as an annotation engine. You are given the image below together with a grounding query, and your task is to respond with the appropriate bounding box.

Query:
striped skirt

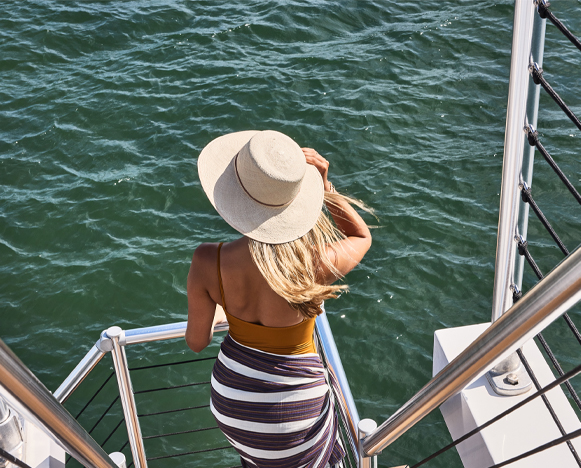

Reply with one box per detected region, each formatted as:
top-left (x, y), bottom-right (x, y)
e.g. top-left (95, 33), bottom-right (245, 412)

top-left (211, 334), bottom-right (346, 468)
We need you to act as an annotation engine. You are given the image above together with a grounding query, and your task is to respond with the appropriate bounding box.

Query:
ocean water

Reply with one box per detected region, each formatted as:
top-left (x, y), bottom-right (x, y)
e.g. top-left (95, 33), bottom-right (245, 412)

top-left (1, 1), bottom-right (581, 467)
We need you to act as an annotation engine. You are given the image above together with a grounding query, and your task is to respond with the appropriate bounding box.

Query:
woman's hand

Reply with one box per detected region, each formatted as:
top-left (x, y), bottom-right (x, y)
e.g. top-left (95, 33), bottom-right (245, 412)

top-left (302, 148), bottom-right (332, 192)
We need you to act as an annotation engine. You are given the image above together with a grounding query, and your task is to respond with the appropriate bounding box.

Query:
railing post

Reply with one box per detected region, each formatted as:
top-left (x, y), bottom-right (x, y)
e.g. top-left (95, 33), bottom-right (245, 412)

top-left (109, 452), bottom-right (127, 468)
top-left (54, 344), bottom-right (106, 404)
top-left (315, 311), bottom-right (360, 460)
top-left (514, 4), bottom-right (547, 290)
top-left (0, 339), bottom-right (118, 467)
top-left (491, 0), bottom-right (536, 323)
top-left (107, 327), bottom-right (147, 468)
top-left (358, 419), bottom-right (377, 468)
top-left (361, 244), bottom-right (581, 456)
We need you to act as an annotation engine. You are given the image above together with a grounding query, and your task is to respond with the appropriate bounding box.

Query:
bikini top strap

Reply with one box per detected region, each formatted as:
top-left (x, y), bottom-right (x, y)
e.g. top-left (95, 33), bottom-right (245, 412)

top-left (217, 242), bottom-right (228, 313)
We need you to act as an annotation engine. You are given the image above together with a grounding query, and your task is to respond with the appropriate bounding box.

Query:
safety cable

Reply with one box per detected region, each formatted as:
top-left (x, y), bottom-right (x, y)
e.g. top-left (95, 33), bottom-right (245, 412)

top-left (74, 371), bottom-right (115, 419)
top-left (337, 422), bottom-right (355, 468)
top-left (526, 126), bottom-right (581, 205)
top-left (409, 362), bottom-right (581, 468)
top-left (487, 427), bottom-right (581, 468)
top-left (138, 403), bottom-right (210, 418)
top-left (529, 64), bottom-right (581, 132)
top-left (101, 417), bottom-right (124, 448)
top-left (66, 379), bottom-right (119, 464)
top-left (67, 397), bottom-right (120, 463)
top-left (520, 183), bottom-right (569, 256)
top-left (535, 332), bottom-right (581, 411)
top-left (89, 396), bottom-right (119, 435)
top-left (0, 447), bottom-right (33, 468)
top-left (134, 381), bottom-right (210, 395)
top-left (515, 238), bottom-right (581, 412)
top-left (516, 238), bottom-right (543, 279)
top-left (536, 0), bottom-right (581, 53)
top-left (128, 355), bottom-right (218, 371)
top-left (516, 237), bottom-right (581, 346)
top-left (515, 348), bottom-right (581, 466)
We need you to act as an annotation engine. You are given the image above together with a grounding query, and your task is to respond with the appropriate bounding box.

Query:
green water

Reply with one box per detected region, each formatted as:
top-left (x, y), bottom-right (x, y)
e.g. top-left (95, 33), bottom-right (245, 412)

top-left (2, 1), bottom-right (581, 466)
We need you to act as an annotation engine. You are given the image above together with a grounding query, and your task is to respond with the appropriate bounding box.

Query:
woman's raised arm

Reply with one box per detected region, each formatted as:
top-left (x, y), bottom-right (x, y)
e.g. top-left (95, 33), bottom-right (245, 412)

top-left (302, 148), bottom-right (372, 284)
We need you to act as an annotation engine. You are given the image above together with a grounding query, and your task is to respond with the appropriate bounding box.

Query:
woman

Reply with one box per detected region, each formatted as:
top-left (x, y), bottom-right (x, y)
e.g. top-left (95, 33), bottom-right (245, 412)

top-left (185, 130), bottom-right (371, 468)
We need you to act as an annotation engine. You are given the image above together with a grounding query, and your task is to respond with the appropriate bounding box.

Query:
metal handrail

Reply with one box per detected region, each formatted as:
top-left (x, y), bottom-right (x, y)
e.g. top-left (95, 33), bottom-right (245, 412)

top-left (107, 327), bottom-right (147, 468)
top-left (316, 311), bottom-right (360, 459)
top-left (0, 339), bottom-right (118, 468)
top-left (491, 0), bottom-right (537, 322)
top-left (515, 8), bottom-right (547, 291)
top-left (53, 321), bottom-right (231, 403)
top-left (54, 344), bottom-right (105, 404)
top-left (57, 313), bottom-right (359, 465)
top-left (362, 243), bottom-right (581, 457)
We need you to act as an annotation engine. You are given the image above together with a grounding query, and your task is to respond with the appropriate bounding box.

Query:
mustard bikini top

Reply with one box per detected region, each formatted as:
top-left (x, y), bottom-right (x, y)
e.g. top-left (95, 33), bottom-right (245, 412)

top-left (217, 242), bottom-right (316, 355)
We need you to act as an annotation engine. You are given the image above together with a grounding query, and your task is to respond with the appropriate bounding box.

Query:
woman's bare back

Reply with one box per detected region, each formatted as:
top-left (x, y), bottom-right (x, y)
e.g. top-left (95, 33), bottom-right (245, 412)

top-left (205, 238), bottom-right (304, 328)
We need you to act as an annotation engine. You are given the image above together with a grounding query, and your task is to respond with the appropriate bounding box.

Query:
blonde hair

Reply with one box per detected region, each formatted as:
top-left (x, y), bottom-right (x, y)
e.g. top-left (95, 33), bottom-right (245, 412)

top-left (248, 191), bottom-right (368, 319)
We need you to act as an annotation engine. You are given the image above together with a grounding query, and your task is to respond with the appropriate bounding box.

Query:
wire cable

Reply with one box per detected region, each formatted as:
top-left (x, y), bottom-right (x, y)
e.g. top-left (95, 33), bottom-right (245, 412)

top-left (537, 0), bottom-right (581, 53)
top-left (520, 184), bottom-right (569, 256)
top-left (516, 348), bottom-right (581, 466)
top-left (487, 426), bottom-right (581, 468)
top-left (128, 355), bottom-right (217, 371)
top-left (410, 362), bottom-right (581, 468)
top-left (530, 64), bottom-right (581, 132)
top-left (516, 238), bottom-right (581, 412)
top-left (526, 126), bottom-right (581, 205)
top-left (0, 447), bottom-right (33, 468)
top-left (134, 381), bottom-right (210, 395)
top-left (138, 403), bottom-right (210, 418)
top-left (89, 395), bottom-right (119, 435)
top-left (74, 371), bottom-right (115, 419)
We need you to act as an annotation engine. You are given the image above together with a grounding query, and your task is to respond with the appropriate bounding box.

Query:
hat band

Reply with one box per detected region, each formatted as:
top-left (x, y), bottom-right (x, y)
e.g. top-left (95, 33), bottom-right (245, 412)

top-left (234, 152), bottom-right (298, 208)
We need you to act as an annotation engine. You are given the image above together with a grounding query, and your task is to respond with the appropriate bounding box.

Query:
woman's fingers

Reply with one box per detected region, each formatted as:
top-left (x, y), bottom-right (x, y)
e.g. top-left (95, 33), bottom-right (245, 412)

top-left (301, 148), bottom-right (329, 184)
top-left (301, 148), bottom-right (328, 166)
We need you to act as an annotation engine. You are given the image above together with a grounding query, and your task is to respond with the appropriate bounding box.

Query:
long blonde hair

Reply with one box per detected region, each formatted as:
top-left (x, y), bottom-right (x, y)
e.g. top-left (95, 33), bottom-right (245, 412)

top-left (248, 191), bottom-right (367, 319)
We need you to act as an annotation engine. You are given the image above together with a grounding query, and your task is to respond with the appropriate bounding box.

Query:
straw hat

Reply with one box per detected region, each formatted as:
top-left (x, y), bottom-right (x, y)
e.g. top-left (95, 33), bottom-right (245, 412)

top-left (198, 130), bottom-right (324, 244)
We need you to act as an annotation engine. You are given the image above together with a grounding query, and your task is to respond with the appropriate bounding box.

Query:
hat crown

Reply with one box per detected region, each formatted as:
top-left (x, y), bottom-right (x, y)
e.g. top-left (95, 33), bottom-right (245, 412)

top-left (236, 131), bottom-right (306, 207)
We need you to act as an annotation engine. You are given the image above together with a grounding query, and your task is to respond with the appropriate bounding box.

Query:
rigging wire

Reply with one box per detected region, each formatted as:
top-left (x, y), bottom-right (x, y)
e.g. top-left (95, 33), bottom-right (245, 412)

top-left (515, 237), bottom-right (581, 412)
top-left (519, 182), bottom-right (569, 256)
top-left (133, 381), bottom-right (210, 394)
top-left (138, 403), bottom-right (210, 418)
top-left (0, 447), bottom-right (33, 468)
top-left (529, 64), bottom-right (581, 132)
top-left (515, 348), bottom-right (581, 466)
top-left (487, 427), bottom-right (581, 468)
top-left (525, 126), bottom-right (581, 205)
top-left (409, 362), bottom-right (581, 468)
top-left (536, 0), bottom-right (581, 53)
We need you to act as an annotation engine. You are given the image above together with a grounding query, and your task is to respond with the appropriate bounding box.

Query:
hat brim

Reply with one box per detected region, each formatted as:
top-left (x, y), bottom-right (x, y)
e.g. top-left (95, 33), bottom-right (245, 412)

top-left (198, 131), bottom-right (324, 244)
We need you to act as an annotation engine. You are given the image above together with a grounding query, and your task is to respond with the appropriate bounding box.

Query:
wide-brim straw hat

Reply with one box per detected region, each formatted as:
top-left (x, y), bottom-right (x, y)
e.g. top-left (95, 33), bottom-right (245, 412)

top-left (198, 130), bottom-right (324, 244)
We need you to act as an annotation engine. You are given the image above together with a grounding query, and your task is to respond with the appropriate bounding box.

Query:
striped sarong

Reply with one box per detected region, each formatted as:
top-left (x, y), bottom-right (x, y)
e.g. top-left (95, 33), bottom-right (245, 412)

top-left (211, 334), bottom-right (346, 468)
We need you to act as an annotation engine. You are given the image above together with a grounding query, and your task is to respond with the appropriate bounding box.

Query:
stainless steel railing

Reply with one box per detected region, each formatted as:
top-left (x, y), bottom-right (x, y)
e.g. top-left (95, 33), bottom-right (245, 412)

top-left (0, 339), bottom-right (119, 468)
top-left (55, 320), bottom-right (231, 468)
top-left (56, 312), bottom-right (360, 466)
top-left (491, 0), bottom-right (539, 323)
top-left (316, 310), bottom-right (361, 459)
top-left (515, 4), bottom-right (547, 292)
top-left (360, 243), bottom-right (581, 460)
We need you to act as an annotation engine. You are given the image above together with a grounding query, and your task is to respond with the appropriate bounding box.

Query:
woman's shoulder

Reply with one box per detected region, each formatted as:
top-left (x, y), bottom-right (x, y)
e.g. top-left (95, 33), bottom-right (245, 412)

top-left (190, 239), bottom-right (245, 270)
top-left (192, 242), bottom-right (220, 263)
top-left (189, 243), bottom-right (221, 285)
